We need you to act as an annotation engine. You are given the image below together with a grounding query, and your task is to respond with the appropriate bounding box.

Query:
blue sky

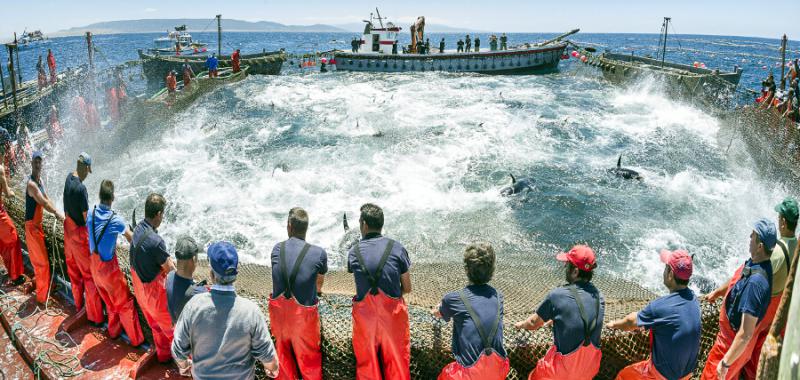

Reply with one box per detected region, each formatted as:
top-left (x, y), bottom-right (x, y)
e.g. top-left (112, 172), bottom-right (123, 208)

top-left (1, 0), bottom-right (797, 39)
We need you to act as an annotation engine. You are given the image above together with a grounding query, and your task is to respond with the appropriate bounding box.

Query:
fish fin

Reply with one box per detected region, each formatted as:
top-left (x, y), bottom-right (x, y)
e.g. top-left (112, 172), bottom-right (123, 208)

top-left (617, 154), bottom-right (622, 168)
top-left (343, 213), bottom-right (349, 231)
top-left (129, 208), bottom-right (137, 230)
top-left (510, 173), bottom-right (516, 184)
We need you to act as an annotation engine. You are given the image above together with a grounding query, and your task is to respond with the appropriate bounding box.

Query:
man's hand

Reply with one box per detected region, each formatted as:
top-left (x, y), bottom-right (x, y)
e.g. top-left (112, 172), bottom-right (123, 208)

top-left (54, 211), bottom-right (65, 222)
top-left (716, 360), bottom-right (728, 380)
top-left (705, 286), bottom-right (726, 302)
top-left (176, 359), bottom-right (192, 377)
top-left (431, 304), bottom-right (442, 319)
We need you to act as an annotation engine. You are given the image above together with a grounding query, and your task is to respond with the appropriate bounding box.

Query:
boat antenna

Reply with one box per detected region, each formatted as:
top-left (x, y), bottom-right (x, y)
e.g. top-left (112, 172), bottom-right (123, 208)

top-left (216, 14), bottom-right (222, 56)
top-left (660, 17), bottom-right (670, 68)
top-left (375, 8), bottom-right (385, 28)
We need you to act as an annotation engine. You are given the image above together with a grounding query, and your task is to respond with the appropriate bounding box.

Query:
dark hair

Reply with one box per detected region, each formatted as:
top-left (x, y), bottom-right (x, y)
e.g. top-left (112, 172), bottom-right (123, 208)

top-left (288, 207), bottom-right (309, 234)
top-left (781, 214), bottom-right (798, 232)
top-left (145, 193), bottom-right (166, 219)
top-left (359, 203), bottom-right (384, 230)
top-left (463, 242), bottom-right (496, 285)
top-left (568, 262), bottom-right (593, 282)
top-left (99, 180), bottom-right (115, 203)
top-left (675, 277), bottom-right (690, 286)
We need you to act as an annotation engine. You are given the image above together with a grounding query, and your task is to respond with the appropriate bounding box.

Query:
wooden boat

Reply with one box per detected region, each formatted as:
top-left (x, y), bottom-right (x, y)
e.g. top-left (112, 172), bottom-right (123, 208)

top-left (139, 49), bottom-right (285, 79)
top-left (0, 66), bottom-right (86, 133)
top-left (145, 65), bottom-right (249, 113)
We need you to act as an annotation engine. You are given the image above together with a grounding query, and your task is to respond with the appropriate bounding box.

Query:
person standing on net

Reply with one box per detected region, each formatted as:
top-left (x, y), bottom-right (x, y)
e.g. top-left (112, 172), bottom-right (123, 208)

top-left (607, 249), bottom-right (701, 380)
top-left (434, 242), bottom-right (509, 380)
top-left (87, 180), bottom-right (145, 347)
top-left (268, 207), bottom-right (327, 380)
top-left (702, 219), bottom-right (775, 380)
top-left (348, 203), bottom-right (412, 380)
top-left (131, 193), bottom-right (176, 363)
top-left (514, 245), bottom-right (605, 380)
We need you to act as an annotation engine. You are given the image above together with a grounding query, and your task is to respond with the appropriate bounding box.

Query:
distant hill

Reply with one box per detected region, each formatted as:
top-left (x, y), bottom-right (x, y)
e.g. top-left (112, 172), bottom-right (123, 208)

top-left (52, 18), bottom-right (347, 36)
top-left (335, 22), bottom-right (487, 34)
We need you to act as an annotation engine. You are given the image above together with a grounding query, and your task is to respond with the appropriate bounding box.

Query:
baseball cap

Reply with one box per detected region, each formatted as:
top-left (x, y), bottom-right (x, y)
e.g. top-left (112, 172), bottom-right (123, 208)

top-left (659, 249), bottom-right (693, 281)
top-left (174, 235), bottom-right (200, 260)
top-left (78, 152), bottom-right (92, 172)
top-left (775, 197), bottom-right (799, 224)
top-left (556, 245), bottom-right (597, 272)
top-left (31, 150), bottom-right (43, 160)
top-left (208, 241), bottom-right (238, 280)
top-left (753, 218), bottom-right (778, 251)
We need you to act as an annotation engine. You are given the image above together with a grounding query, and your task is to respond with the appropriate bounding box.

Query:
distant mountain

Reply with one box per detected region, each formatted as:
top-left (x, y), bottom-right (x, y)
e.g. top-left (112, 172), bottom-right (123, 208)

top-left (52, 18), bottom-right (347, 36)
top-left (335, 22), bottom-right (487, 34)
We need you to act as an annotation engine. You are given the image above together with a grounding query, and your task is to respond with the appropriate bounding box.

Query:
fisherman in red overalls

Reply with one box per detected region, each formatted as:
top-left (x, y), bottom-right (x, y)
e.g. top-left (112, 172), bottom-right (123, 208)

top-left (701, 219), bottom-right (775, 380)
top-left (0, 153), bottom-right (23, 285)
top-left (166, 71), bottom-right (177, 93)
top-left (85, 99), bottom-right (100, 130)
top-left (107, 86), bottom-right (120, 122)
top-left (268, 207), bottom-right (327, 380)
top-left (47, 105), bottom-right (63, 141)
top-left (37, 55), bottom-right (47, 89)
top-left (25, 151), bottom-right (66, 304)
top-left (434, 242), bottom-right (509, 380)
top-left (348, 203), bottom-right (412, 380)
top-left (47, 49), bottom-right (57, 84)
top-left (182, 60), bottom-right (194, 90)
top-left (231, 49), bottom-right (241, 73)
top-left (515, 245), bottom-right (604, 380)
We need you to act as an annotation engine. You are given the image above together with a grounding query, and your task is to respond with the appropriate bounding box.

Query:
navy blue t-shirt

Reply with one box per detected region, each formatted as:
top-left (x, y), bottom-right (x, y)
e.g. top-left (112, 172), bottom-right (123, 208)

top-left (725, 259), bottom-right (773, 331)
top-left (270, 237), bottom-right (328, 306)
top-left (63, 173), bottom-right (89, 226)
top-left (439, 284), bottom-right (507, 367)
top-left (637, 288), bottom-right (701, 380)
top-left (131, 220), bottom-right (170, 283)
top-left (536, 281), bottom-right (605, 354)
top-left (347, 234), bottom-right (411, 301)
top-left (166, 270), bottom-right (208, 324)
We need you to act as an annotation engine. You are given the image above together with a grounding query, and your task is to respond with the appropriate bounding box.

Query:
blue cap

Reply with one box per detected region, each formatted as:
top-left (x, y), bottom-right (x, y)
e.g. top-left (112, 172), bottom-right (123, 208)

top-left (753, 218), bottom-right (778, 251)
top-left (208, 241), bottom-right (238, 278)
top-left (31, 151), bottom-right (43, 160)
top-left (78, 152), bottom-right (92, 167)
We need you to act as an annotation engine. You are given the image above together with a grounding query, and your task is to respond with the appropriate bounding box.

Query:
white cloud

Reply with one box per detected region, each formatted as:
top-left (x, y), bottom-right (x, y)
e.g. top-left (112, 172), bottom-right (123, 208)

top-left (144, 8), bottom-right (157, 13)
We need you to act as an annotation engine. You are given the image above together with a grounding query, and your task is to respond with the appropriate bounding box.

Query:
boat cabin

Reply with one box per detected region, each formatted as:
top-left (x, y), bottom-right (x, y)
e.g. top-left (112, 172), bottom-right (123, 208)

top-left (361, 19), bottom-right (401, 54)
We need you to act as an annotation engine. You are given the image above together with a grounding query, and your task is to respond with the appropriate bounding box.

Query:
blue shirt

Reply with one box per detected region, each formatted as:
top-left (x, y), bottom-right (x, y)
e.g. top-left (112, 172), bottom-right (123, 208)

top-left (63, 173), bottom-right (88, 226)
top-left (725, 259), bottom-right (773, 330)
top-left (86, 204), bottom-right (127, 262)
top-left (347, 234), bottom-right (411, 301)
top-left (131, 220), bottom-right (169, 283)
top-left (270, 237), bottom-right (328, 306)
top-left (206, 56), bottom-right (218, 70)
top-left (637, 288), bottom-right (701, 380)
top-left (536, 281), bottom-right (605, 354)
top-left (166, 270), bottom-right (208, 324)
top-left (439, 284), bottom-right (507, 366)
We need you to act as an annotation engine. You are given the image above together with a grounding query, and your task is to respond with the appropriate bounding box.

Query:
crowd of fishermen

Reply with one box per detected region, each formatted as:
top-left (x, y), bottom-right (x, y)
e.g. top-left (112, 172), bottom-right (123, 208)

top-left (349, 33), bottom-right (510, 55)
top-left (756, 59), bottom-right (800, 122)
top-left (0, 149), bottom-right (796, 380)
top-left (164, 50), bottom-right (243, 95)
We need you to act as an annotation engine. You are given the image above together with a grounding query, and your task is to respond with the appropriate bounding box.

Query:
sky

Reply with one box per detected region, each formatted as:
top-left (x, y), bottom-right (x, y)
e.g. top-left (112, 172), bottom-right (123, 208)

top-left (1, 0), bottom-right (797, 40)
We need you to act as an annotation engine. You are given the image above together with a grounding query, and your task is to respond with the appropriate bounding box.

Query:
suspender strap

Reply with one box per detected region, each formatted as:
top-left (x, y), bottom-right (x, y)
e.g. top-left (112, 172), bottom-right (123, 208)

top-left (459, 289), bottom-right (501, 354)
top-left (353, 239), bottom-right (395, 295)
top-left (279, 241), bottom-right (311, 299)
top-left (132, 225), bottom-right (154, 257)
top-left (729, 265), bottom-right (769, 328)
top-left (90, 206), bottom-right (116, 255)
top-left (568, 284), bottom-right (600, 346)
top-left (776, 240), bottom-right (791, 277)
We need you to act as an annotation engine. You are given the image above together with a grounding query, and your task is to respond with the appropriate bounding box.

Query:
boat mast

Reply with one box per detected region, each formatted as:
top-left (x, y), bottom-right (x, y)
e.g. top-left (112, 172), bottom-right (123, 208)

top-left (217, 14), bottom-right (222, 56)
top-left (661, 17), bottom-right (670, 68)
top-left (780, 34), bottom-right (787, 91)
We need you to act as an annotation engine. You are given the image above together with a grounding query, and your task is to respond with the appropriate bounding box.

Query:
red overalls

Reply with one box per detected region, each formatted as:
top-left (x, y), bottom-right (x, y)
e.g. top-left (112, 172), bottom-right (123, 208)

top-left (47, 52), bottom-right (57, 84)
top-left (0, 201), bottom-right (23, 282)
top-left (615, 331), bottom-right (690, 380)
top-left (107, 87), bottom-right (120, 122)
top-left (63, 214), bottom-right (104, 323)
top-left (351, 240), bottom-right (411, 380)
top-left (232, 51), bottom-right (241, 73)
top-left (88, 207), bottom-right (144, 346)
top-left (268, 242), bottom-right (323, 380)
top-left (25, 177), bottom-right (50, 303)
top-left (700, 265), bottom-right (768, 380)
top-left (529, 285), bottom-right (602, 380)
top-left (131, 228), bottom-right (173, 362)
top-left (437, 290), bottom-right (510, 380)
top-left (47, 108), bottom-right (62, 141)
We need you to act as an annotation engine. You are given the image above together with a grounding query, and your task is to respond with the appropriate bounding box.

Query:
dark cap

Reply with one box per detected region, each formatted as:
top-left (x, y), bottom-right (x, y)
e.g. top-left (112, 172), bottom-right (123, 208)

top-left (174, 235), bottom-right (200, 260)
top-left (208, 241), bottom-right (238, 281)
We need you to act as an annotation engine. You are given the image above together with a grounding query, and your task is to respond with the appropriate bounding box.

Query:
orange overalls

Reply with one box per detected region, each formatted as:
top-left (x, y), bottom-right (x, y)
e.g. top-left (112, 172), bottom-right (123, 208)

top-left (268, 242), bottom-right (323, 380)
top-left (529, 285), bottom-right (602, 380)
top-left (351, 240), bottom-right (411, 380)
top-left (63, 213), bottom-right (104, 324)
top-left (25, 177), bottom-right (50, 303)
top-left (47, 52), bottom-right (57, 84)
top-left (47, 108), bottom-right (62, 141)
top-left (0, 199), bottom-right (23, 282)
top-left (437, 290), bottom-right (510, 380)
top-left (166, 74), bottom-right (177, 93)
top-left (232, 51), bottom-right (241, 73)
top-left (131, 227), bottom-right (173, 362)
top-left (615, 331), bottom-right (691, 380)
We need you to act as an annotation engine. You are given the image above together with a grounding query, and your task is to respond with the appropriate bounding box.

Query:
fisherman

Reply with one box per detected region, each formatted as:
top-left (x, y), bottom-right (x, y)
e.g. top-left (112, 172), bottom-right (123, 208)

top-left (206, 53), bottom-right (219, 78)
top-left (465, 35), bottom-right (472, 52)
top-left (417, 39), bottom-right (425, 55)
top-left (269, 207), bottom-right (328, 380)
top-left (115, 70), bottom-right (128, 110)
top-left (741, 198), bottom-right (798, 378)
top-left (490, 35), bottom-right (498, 52)
top-left (514, 245), bottom-right (604, 380)
top-left (36, 55), bottom-right (47, 89)
top-left (425, 38), bottom-right (431, 55)
top-left (172, 241), bottom-right (279, 378)
top-left (85, 98), bottom-right (101, 130)
top-left (182, 59), bottom-right (195, 90)
top-left (780, 89), bottom-right (797, 121)
top-left (87, 180), bottom-right (145, 347)
top-left (0, 130), bottom-right (17, 178)
top-left (351, 38), bottom-right (357, 53)
top-left (26, 151), bottom-right (65, 304)
top-left (433, 242), bottom-right (510, 379)
top-left (165, 235), bottom-right (207, 324)
top-left (474, 36), bottom-right (481, 52)
top-left (500, 33), bottom-right (508, 50)
top-left (232, 49), bottom-right (241, 73)
top-left (348, 203), bottom-right (412, 380)
top-left (47, 49), bottom-right (57, 84)
top-left (106, 84), bottom-right (120, 122)
top-left (759, 74), bottom-right (776, 109)
top-left (784, 58), bottom-right (798, 84)
top-left (62, 152), bottom-right (104, 325)
top-left (46, 105), bottom-right (63, 141)
top-left (166, 71), bottom-right (177, 94)
top-left (0, 152), bottom-right (23, 286)
top-left (392, 40), bottom-right (399, 55)
top-left (607, 249), bottom-right (701, 380)
top-left (440, 38), bottom-right (446, 53)
top-left (701, 219), bottom-right (775, 380)
top-left (131, 193), bottom-right (177, 363)
top-left (457, 39), bottom-right (464, 53)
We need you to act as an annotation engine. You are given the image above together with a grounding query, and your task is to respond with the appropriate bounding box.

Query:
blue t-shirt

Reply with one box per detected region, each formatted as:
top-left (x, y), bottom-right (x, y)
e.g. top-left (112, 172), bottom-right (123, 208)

top-left (725, 259), bottom-right (773, 330)
top-left (270, 237), bottom-right (328, 306)
top-left (131, 220), bottom-right (169, 283)
top-left (347, 234), bottom-right (411, 301)
top-left (166, 270), bottom-right (208, 324)
top-left (536, 281), bottom-right (605, 354)
top-left (86, 204), bottom-right (127, 262)
top-left (206, 56), bottom-right (218, 70)
top-left (637, 288), bottom-right (701, 380)
top-left (63, 173), bottom-right (89, 226)
top-left (439, 284), bottom-right (507, 367)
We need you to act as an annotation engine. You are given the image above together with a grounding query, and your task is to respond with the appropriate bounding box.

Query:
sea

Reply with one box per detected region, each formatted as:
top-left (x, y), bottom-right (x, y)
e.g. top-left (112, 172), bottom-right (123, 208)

top-left (1, 31), bottom-right (797, 294)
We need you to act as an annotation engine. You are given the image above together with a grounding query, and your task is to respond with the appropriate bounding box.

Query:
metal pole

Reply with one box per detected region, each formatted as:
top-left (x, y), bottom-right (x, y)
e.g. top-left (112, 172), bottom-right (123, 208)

top-left (217, 15), bottom-right (222, 56)
top-left (86, 32), bottom-right (94, 70)
top-left (6, 45), bottom-right (18, 111)
top-left (780, 34), bottom-right (787, 91)
top-left (661, 17), bottom-right (670, 68)
top-left (13, 33), bottom-right (22, 84)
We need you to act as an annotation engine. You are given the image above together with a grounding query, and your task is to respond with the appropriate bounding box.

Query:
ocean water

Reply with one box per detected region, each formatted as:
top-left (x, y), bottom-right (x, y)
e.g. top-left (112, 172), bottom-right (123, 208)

top-left (2, 31), bottom-right (797, 293)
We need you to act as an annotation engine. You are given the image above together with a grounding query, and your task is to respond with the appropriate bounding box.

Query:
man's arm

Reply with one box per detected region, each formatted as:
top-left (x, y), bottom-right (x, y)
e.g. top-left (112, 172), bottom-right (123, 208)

top-left (606, 311), bottom-right (639, 331)
top-left (400, 271), bottom-right (412, 295)
top-left (0, 166), bottom-right (14, 198)
top-left (316, 274), bottom-right (325, 293)
top-left (705, 283), bottom-right (730, 302)
top-left (718, 314), bottom-right (758, 379)
top-left (27, 181), bottom-right (64, 220)
top-left (251, 308), bottom-right (279, 378)
top-left (171, 309), bottom-right (193, 377)
top-left (161, 257), bottom-right (176, 274)
top-left (514, 313), bottom-right (545, 331)
top-left (122, 227), bottom-right (133, 243)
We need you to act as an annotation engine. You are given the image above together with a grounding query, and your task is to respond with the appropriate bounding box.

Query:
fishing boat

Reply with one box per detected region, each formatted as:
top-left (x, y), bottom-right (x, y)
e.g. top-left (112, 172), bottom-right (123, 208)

top-left (332, 9), bottom-right (576, 74)
top-left (0, 66), bottom-right (86, 132)
top-left (146, 25), bottom-right (208, 56)
top-left (145, 65), bottom-right (249, 112)
top-left (578, 17), bottom-right (742, 106)
top-left (17, 30), bottom-right (46, 47)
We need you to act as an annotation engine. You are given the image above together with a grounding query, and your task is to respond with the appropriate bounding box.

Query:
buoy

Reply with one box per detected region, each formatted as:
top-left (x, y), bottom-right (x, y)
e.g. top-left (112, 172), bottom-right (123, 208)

top-left (571, 51), bottom-right (579, 58)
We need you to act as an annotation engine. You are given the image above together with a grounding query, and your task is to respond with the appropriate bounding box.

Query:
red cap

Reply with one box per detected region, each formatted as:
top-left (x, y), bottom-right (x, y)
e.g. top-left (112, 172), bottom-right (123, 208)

top-left (660, 249), bottom-right (693, 281)
top-left (556, 245), bottom-right (597, 272)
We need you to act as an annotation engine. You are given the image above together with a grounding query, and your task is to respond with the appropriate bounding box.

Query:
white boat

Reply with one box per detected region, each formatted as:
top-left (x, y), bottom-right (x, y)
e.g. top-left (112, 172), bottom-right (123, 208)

top-left (146, 25), bottom-right (208, 56)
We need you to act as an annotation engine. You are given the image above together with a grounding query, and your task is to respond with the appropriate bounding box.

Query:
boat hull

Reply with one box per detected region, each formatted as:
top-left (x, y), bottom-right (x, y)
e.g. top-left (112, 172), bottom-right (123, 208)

top-left (333, 43), bottom-right (567, 74)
